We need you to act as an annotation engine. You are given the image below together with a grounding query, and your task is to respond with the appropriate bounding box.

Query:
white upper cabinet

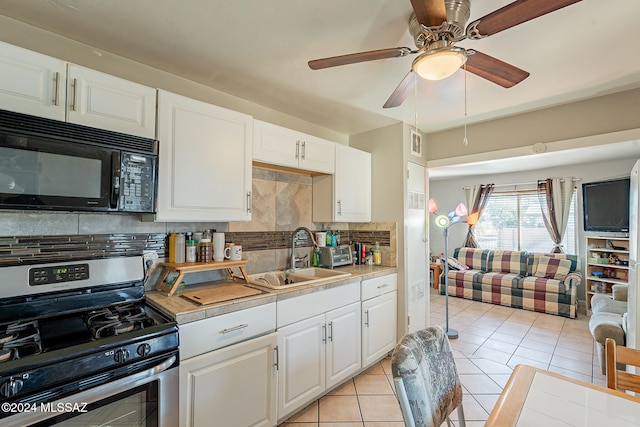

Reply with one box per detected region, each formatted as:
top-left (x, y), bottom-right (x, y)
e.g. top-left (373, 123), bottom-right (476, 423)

top-left (0, 41), bottom-right (67, 120)
top-left (253, 120), bottom-right (335, 174)
top-left (313, 144), bottom-right (371, 222)
top-left (155, 90), bottom-right (253, 222)
top-left (66, 65), bottom-right (156, 138)
top-left (0, 42), bottom-right (156, 138)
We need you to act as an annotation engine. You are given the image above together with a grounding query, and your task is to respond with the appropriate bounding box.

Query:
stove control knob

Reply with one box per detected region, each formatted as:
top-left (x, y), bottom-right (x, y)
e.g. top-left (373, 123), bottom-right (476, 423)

top-left (114, 348), bottom-right (130, 364)
top-left (0, 378), bottom-right (24, 397)
top-left (137, 343), bottom-right (151, 357)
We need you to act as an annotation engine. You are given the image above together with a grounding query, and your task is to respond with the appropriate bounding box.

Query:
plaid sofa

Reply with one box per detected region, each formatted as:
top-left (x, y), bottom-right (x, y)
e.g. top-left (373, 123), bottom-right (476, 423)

top-left (439, 248), bottom-right (582, 319)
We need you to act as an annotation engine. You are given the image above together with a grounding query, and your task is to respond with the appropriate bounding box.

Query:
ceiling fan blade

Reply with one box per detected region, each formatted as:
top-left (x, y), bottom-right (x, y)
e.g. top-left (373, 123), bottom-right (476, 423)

top-left (383, 71), bottom-right (416, 109)
top-left (410, 0), bottom-right (447, 27)
top-left (467, 0), bottom-right (582, 38)
top-left (308, 47), bottom-right (413, 70)
top-left (465, 51), bottom-right (529, 88)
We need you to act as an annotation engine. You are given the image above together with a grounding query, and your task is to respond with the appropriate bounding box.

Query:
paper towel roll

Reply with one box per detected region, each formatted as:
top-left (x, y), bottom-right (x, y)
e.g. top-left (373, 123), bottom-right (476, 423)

top-left (213, 232), bottom-right (225, 262)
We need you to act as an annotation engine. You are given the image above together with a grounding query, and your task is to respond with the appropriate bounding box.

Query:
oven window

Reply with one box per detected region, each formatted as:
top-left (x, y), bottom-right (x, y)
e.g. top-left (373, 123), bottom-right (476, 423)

top-left (0, 146), bottom-right (102, 198)
top-left (32, 382), bottom-right (158, 427)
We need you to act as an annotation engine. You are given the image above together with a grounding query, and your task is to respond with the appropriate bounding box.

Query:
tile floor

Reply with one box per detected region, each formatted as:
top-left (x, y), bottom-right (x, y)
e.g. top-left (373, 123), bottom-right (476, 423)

top-left (279, 288), bottom-right (603, 426)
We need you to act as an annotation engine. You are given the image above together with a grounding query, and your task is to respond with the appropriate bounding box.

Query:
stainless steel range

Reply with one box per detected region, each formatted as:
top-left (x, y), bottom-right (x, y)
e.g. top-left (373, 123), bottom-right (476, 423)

top-left (0, 255), bottom-right (178, 427)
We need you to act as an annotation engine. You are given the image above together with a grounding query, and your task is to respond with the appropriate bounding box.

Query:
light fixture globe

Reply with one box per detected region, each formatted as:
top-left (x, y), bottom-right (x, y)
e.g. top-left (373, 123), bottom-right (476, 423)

top-left (412, 46), bottom-right (467, 81)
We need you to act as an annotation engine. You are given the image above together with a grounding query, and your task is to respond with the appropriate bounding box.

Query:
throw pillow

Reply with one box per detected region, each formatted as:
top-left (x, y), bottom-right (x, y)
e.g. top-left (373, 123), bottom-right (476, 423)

top-left (447, 257), bottom-right (469, 271)
top-left (534, 256), bottom-right (571, 280)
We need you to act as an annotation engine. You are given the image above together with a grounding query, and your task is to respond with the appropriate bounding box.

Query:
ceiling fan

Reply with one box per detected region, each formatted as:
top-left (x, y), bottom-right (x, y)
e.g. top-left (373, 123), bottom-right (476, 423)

top-left (308, 0), bottom-right (582, 108)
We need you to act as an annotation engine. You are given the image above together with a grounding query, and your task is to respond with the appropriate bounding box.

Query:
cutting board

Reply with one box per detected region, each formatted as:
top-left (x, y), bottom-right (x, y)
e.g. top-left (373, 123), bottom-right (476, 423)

top-left (182, 284), bottom-right (262, 305)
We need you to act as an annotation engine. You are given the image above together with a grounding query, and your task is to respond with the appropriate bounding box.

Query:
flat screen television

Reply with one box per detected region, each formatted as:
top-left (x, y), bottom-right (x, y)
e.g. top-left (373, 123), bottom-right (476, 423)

top-left (582, 177), bottom-right (630, 233)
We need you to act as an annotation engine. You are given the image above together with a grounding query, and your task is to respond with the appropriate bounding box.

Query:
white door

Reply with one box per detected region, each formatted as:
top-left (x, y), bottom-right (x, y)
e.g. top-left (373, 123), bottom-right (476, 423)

top-left (253, 120), bottom-right (299, 169)
top-left (334, 144), bottom-right (371, 222)
top-left (299, 135), bottom-right (335, 174)
top-left (326, 302), bottom-right (361, 389)
top-left (277, 314), bottom-right (325, 421)
top-left (0, 41), bottom-right (66, 120)
top-left (67, 64), bottom-right (156, 138)
top-left (406, 162), bottom-right (428, 333)
top-left (180, 333), bottom-right (277, 427)
top-left (362, 291), bottom-right (397, 367)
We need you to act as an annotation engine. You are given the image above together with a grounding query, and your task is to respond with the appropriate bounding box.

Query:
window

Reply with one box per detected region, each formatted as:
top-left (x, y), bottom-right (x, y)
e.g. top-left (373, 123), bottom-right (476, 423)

top-left (474, 189), bottom-right (577, 254)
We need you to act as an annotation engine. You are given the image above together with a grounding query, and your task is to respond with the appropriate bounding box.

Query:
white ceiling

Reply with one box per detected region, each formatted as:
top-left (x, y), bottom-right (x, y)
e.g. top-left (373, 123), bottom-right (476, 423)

top-left (1, 0), bottom-right (640, 175)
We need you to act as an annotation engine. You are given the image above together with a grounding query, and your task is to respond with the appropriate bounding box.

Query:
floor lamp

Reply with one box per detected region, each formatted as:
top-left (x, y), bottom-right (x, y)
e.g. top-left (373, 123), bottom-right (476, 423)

top-left (433, 202), bottom-right (479, 340)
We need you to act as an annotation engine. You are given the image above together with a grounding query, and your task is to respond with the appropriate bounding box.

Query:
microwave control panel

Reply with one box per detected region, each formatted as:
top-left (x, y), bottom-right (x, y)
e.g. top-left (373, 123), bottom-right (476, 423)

top-left (120, 153), bottom-right (156, 212)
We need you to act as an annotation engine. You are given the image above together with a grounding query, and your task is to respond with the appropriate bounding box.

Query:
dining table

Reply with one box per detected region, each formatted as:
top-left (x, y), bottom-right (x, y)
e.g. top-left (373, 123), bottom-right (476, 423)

top-left (485, 364), bottom-right (640, 426)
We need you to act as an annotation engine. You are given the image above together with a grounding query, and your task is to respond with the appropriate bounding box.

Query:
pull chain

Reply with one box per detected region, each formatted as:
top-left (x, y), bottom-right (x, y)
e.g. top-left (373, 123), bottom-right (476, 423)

top-left (463, 62), bottom-right (469, 146)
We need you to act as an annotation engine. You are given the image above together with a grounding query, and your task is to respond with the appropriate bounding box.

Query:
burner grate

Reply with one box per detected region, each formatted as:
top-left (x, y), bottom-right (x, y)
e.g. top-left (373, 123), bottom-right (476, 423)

top-left (84, 303), bottom-right (157, 339)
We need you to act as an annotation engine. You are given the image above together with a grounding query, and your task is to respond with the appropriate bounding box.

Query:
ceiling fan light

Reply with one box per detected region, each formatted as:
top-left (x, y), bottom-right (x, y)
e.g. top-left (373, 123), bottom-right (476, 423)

top-left (412, 47), bottom-right (467, 81)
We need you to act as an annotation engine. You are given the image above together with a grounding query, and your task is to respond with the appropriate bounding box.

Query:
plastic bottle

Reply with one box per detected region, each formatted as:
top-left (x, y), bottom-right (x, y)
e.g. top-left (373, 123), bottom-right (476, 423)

top-left (168, 232), bottom-right (176, 263)
top-left (312, 249), bottom-right (320, 267)
top-left (174, 233), bottom-right (186, 263)
top-left (326, 231), bottom-right (332, 246)
top-left (373, 242), bottom-right (382, 266)
top-left (331, 233), bottom-right (337, 247)
top-left (186, 240), bottom-right (197, 263)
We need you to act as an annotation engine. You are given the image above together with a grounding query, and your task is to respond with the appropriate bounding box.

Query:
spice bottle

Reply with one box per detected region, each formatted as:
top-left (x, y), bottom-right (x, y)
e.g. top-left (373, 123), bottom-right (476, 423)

top-left (186, 240), bottom-right (197, 263)
top-left (373, 242), bottom-right (382, 266)
top-left (168, 232), bottom-right (176, 263)
top-left (198, 238), bottom-right (212, 263)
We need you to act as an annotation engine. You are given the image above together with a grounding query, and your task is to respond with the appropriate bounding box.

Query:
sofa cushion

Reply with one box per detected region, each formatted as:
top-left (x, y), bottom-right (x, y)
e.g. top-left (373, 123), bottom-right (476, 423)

top-left (521, 276), bottom-right (566, 294)
top-left (453, 248), bottom-right (489, 271)
top-left (479, 272), bottom-right (522, 289)
top-left (528, 253), bottom-right (579, 275)
top-left (447, 257), bottom-right (469, 271)
top-left (487, 251), bottom-right (528, 276)
top-left (446, 269), bottom-right (483, 285)
top-left (534, 256), bottom-right (571, 280)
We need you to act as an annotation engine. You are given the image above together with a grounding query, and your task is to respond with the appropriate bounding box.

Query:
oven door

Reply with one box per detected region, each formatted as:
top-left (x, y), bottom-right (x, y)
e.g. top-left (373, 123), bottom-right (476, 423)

top-left (2, 355), bottom-right (178, 427)
top-left (0, 130), bottom-right (116, 211)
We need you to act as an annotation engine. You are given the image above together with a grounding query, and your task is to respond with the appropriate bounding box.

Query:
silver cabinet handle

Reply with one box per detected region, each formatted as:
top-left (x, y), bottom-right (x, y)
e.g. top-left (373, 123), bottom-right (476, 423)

top-left (328, 321), bottom-right (333, 342)
top-left (377, 284), bottom-right (389, 289)
top-left (364, 310), bottom-right (369, 327)
top-left (274, 345), bottom-right (279, 370)
top-left (322, 323), bottom-right (326, 344)
top-left (71, 78), bottom-right (78, 111)
top-left (52, 72), bottom-right (60, 106)
top-left (337, 200), bottom-right (342, 216)
top-left (301, 141), bottom-right (306, 160)
top-left (247, 191), bottom-right (252, 213)
top-left (219, 324), bottom-right (248, 334)
top-left (295, 140), bottom-right (300, 160)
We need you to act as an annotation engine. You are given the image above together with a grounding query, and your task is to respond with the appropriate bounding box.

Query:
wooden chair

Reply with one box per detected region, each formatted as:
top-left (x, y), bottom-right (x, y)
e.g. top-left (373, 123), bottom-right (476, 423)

top-left (605, 337), bottom-right (640, 393)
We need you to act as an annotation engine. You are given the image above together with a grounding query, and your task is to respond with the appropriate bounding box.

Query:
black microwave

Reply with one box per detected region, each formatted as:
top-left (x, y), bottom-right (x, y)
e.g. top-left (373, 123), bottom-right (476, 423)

top-left (0, 110), bottom-right (158, 213)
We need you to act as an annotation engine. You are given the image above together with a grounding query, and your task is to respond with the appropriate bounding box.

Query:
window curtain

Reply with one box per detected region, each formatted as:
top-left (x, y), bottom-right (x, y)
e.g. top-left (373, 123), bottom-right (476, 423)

top-left (537, 178), bottom-right (574, 253)
top-left (463, 183), bottom-right (494, 247)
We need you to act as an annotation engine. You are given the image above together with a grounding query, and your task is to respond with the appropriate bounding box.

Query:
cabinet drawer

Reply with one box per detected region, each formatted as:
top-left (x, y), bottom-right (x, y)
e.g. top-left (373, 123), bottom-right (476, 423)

top-left (179, 303), bottom-right (276, 360)
top-left (361, 273), bottom-right (397, 301)
top-left (277, 281), bottom-right (360, 328)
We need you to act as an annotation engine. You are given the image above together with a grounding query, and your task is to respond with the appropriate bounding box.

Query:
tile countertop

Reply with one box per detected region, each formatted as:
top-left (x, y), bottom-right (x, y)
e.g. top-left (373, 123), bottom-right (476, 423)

top-left (146, 264), bottom-right (397, 325)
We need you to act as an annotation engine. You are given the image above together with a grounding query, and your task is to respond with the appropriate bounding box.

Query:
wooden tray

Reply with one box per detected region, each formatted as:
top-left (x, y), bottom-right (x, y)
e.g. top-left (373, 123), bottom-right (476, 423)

top-left (181, 283), bottom-right (261, 305)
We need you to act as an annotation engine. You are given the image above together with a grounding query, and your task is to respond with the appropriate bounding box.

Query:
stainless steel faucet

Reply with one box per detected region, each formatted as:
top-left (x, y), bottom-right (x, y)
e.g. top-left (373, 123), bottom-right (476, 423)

top-left (290, 227), bottom-right (316, 270)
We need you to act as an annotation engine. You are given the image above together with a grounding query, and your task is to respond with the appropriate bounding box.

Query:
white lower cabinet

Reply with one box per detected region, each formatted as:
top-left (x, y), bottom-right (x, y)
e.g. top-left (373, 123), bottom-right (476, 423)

top-left (276, 281), bottom-right (361, 422)
top-left (179, 303), bottom-right (277, 427)
top-left (361, 274), bottom-right (398, 368)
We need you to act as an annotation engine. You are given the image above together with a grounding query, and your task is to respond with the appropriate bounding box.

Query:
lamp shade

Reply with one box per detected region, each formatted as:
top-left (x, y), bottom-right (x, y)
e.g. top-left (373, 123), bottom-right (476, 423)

top-left (412, 47), bottom-right (467, 81)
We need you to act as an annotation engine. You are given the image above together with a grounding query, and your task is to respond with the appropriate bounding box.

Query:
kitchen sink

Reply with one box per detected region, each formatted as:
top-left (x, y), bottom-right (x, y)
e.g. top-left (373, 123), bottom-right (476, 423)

top-left (249, 268), bottom-right (351, 290)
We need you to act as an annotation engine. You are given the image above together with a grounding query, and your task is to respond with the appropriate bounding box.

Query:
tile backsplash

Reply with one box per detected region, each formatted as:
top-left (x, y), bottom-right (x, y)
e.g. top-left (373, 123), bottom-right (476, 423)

top-left (0, 167), bottom-right (396, 271)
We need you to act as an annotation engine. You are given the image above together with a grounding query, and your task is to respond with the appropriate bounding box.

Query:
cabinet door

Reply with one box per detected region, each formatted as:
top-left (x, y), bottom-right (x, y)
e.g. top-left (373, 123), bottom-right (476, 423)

top-left (277, 314), bottom-right (325, 421)
top-left (299, 135), bottom-right (335, 174)
top-left (326, 302), bottom-right (361, 389)
top-left (362, 291), bottom-right (397, 367)
top-left (253, 120), bottom-right (299, 169)
top-left (67, 64), bottom-right (156, 138)
top-left (180, 332), bottom-right (277, 427)
top-left (156, 90), bottom-right (253, 222)
top-left (335, 144), bottom-right (371, 222)
top-left (0, 41), bottom-right (66, 120)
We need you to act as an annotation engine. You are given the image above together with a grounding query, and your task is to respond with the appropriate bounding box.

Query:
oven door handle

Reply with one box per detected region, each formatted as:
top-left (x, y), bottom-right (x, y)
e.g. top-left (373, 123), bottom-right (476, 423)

top-left (145, 354), bottom-right (177, 376)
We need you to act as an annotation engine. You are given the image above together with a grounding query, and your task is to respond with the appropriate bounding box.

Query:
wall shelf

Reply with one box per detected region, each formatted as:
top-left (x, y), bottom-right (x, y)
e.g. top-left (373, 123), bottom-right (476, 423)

top-left (585, 236), bottom-right (629, 312)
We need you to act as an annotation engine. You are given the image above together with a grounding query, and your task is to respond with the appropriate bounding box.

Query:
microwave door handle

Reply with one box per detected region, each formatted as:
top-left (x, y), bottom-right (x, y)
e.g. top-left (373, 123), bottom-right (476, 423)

top-left (110, 152), bottom-right (121, 209)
